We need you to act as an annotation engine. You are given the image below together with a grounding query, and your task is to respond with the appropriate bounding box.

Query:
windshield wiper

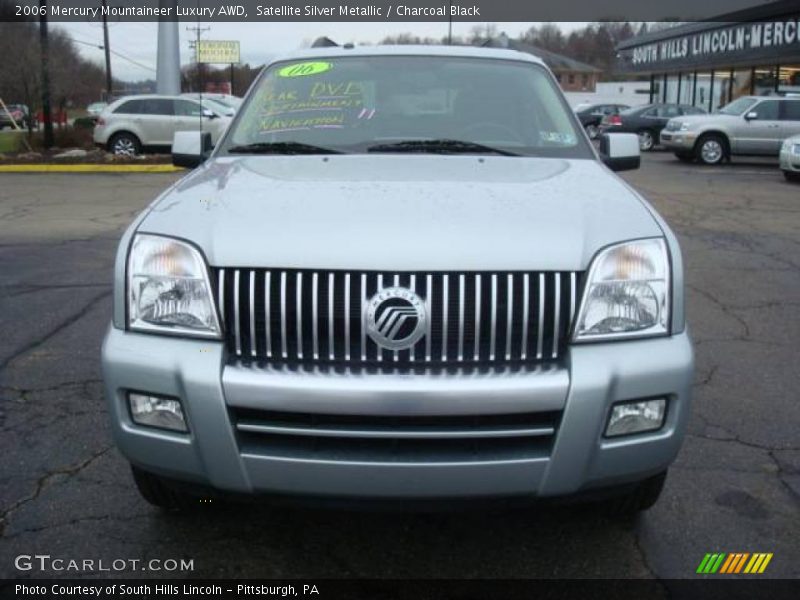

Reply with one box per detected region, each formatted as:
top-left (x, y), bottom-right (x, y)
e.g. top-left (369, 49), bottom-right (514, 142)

top-left (227, 141), bottom-right (343, 155)
top-left (367, 139), bottom-right (519, 157)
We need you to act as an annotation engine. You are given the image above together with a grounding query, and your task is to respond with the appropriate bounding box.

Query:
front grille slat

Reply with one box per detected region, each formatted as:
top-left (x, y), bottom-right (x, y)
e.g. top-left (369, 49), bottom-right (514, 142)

top-left (215, 268), bottom-right (580, 367)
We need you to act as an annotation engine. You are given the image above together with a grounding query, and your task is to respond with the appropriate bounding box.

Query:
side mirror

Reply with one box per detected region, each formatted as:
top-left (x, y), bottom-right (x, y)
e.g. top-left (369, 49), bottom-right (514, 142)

top-left (172, 131), bottom-right (213, 169)
top-left (202, 109), bottom-right (218, 119)
top-left (744, 111), bottom-right (758, 121)
top-left (598, 133), bottom-right (640, 172)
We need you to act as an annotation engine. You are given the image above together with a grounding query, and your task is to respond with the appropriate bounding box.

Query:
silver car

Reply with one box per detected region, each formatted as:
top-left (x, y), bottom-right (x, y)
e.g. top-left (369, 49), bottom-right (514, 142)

top-left (662, 96), bottom-right (800, 165)
top-left (93, 94), bottom-right (231, 156)
top-left (102, 46), bottom-right (693, 512)
top-left (780, 134), bottom-right (800, 182)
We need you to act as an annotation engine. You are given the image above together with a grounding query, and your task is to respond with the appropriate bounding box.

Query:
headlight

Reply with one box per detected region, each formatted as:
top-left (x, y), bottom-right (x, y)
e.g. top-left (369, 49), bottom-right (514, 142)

top-left (574, 238), bottom-right (670, 341)
top-left (127, 234), bottom-right (220, 338)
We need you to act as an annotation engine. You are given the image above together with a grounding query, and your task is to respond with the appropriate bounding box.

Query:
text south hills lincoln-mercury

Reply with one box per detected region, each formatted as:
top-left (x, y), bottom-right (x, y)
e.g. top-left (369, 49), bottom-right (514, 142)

top-left (102, 45), bottom-right (693, 512)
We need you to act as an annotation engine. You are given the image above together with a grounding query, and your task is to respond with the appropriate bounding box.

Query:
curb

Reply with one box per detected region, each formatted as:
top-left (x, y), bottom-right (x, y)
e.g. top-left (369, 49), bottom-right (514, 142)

top-left (0, 164), bottom-right (184, 173)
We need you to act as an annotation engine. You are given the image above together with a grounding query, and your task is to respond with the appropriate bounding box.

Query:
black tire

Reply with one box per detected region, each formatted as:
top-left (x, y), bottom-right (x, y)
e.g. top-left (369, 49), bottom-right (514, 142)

top-left (675, 152), bottom-right (694, 163)
top-left (637, 129), bottom-right (657, 152)
top-left (108, 131), bottom-right (141, 156)
top-left (604, 471), bottom-right (668, 515)
top-left (695, 133), bottom-right (727, 165)
top-left (131, 465), bottom-right (197, 511)
top-left (784, 170), bottom-right (800, 182)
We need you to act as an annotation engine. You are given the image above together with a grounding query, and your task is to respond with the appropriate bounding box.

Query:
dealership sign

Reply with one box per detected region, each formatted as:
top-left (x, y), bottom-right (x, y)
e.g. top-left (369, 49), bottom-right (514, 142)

top-left (620, 16), bottom-right (800, 71)
top-left (196, 40), bottom-right (241, 64)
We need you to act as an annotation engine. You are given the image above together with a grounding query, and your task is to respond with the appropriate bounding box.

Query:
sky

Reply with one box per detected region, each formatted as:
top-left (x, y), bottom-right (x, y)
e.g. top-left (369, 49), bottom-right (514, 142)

top-left (56, 21), bottom-right (587, 82)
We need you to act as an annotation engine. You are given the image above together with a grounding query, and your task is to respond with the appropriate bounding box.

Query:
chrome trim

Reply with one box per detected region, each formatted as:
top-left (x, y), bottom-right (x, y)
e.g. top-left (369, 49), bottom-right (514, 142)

top-left (441, 273), bottom-right (449, 362)
top-left (264, 271), bottom-right (272, 358)
top-left (236, 422), bottom-right (556, 440)
top-left (249, 270), bottom-right (256, 357)
top-left (344, 272), bottom-right (351, 361)
top-left (360, 273), bottom-right (367, 362)
top-left (311, 272), bottom-right (319, 360)
top-left (474, 274), bottom-right (481, 362)
top-left (218, 270), bottom-right (225, 329)
top-left (327, 273), bottom-right (334, 361)
top-left (552, 273), bottom-right (561, 359)
top-left (536, 273), bottom-right (545, 360)
top-left (233, 269), bottom-right (241, 356)
top-left (376, 274), bottom-right (383, 362)
top-left (425, 274), bottom-right (432, 362)
top-left (521, 273), bottom-right (529, 360)
top-left (280, 271), bottom-right (287, 359)
top-left (296, 272), bottom-right (303, 359)
top-left (570, 272), bottom-right (576, 322)
top-left (505, 273), bottom-right (513, 361)
top-left (457, 274), bottom-right (465, 362)
top-left (393, 274), bottom-right (400, 362)
top-left (410, 274), bottom-right (417, 362)
top-left (489, 274), bottom-right (497, 361)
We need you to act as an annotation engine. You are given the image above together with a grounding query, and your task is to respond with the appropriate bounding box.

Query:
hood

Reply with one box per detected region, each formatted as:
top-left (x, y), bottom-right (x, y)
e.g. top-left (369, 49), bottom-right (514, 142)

top-left (138, 155), bottom-right (663, 271)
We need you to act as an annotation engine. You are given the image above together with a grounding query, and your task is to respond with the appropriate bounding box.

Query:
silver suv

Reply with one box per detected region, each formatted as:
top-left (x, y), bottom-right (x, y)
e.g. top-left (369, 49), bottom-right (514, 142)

top-left (102, 46), bottom-right (693, 512)
top-left (94, 94), bottom-right (231, 156)
top-left (662, 96), bottom-right (800, 165)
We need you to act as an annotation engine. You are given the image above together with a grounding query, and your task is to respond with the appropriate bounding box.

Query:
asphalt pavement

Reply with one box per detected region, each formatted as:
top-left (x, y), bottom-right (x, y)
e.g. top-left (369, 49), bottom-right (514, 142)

top-left (0, 153), bottom-right (798, 582)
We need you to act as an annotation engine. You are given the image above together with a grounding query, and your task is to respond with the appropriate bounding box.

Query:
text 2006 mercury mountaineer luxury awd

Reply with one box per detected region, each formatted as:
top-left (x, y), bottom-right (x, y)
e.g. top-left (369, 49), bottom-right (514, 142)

top-left (102, 46), bottom-right (693, 512)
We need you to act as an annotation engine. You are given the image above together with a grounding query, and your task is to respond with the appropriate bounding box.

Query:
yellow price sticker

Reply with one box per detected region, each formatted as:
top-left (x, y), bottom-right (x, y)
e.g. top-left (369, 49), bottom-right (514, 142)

top-left (278, 61), bottom-right (332, 78)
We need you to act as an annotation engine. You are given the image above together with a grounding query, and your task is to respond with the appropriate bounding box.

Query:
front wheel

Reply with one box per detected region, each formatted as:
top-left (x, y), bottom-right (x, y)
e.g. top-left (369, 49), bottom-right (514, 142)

top-left (637, 129), bottom-right (656, 152)
top-left (695, 134), bottom-right (727, 165)
top-left (784, 170), bottom-right (800, 182)
top-left (131, 466), bottom-right (198, 511)
top-left (604, 471), bottom-right (668, 515)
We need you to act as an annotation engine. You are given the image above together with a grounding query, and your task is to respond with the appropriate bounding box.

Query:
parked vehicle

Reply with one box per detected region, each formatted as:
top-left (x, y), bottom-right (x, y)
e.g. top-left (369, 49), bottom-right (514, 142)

top-left (662, 96), bottom-right (800, 165)
top-left (102, 46), bottom-right (692, 512)
top-left (0, 104), bottom-right (34, 129)
top-left (93, 95), bottom-right (232, 156)
top-left (600, 103), bottom-right (706, 151)
top-left (181, 94), bottom-right (238, 117)
top-left (780, 134), bottom-right (800, 181)
top-left (575, 103), bottom-right (629, 139)
top-left (87, 102), bottom-right (108, 118)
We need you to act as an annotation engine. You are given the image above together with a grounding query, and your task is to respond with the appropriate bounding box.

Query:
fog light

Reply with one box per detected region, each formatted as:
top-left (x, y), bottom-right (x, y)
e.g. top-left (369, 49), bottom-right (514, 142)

top-left (128, 392), bottom-right (188, 432)
top-left (605, 398), bottom-right (666, 437)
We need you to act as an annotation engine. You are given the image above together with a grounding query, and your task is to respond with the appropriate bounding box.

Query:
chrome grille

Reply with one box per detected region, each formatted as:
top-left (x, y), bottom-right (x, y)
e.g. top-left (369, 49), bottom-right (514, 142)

top-left (213, 269), bottom-right (580, 366)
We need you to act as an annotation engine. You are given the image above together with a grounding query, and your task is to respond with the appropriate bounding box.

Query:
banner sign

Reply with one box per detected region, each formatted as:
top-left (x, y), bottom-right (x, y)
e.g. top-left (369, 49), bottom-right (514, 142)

top-left (196, 40), bottom-right (241, 64)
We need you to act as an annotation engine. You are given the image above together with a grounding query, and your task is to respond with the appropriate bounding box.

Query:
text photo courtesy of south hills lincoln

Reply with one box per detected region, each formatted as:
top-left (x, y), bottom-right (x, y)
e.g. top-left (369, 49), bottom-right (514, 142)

top-left (0, 0), bottom-right (799, 591)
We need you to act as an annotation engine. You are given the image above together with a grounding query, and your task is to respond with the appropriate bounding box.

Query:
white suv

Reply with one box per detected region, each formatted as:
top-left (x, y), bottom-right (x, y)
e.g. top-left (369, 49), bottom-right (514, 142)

top-left (94, 94), bottom-right (231, 156)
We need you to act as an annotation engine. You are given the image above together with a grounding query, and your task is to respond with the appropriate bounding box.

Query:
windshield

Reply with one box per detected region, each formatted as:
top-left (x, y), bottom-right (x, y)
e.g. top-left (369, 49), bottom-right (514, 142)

top-left (218, 55), bottom-right (590, 158)
top-left (717, 97), bottom-right (758, 115)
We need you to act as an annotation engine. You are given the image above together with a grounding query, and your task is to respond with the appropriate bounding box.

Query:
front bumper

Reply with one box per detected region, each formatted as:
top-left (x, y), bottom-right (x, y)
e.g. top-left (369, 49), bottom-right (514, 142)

top-left (660, 132), bottom-right (697, 151)
top-left (780, 146), bottom-right (800, 172)
top-left (102, 326), bottom-right (693, 499)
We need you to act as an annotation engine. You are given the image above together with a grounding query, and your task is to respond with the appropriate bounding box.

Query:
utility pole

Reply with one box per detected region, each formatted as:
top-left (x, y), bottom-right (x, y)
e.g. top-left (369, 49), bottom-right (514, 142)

top-left (447, 1), bottom-right (452, 45)
top-left (39, 0), bottom-right (53, 149)
top-left (186, 25), bottom-right (210, 93)
top-left (101, 0), bottom-right (112, 99)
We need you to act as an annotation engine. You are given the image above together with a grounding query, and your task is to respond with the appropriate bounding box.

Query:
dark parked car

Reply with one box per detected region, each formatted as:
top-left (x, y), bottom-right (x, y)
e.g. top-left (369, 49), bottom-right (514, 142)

top-left (0, 104), bottom-right (34, 130)
top-left (574, 103), bottom-right (629, 139)
top-left (600, 103), bottom-right (706, 151)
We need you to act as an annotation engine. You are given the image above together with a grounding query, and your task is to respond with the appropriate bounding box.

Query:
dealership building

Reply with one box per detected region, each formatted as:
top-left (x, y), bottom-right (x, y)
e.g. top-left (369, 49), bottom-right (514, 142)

top-left (616, 0), bottom-right (800, 111)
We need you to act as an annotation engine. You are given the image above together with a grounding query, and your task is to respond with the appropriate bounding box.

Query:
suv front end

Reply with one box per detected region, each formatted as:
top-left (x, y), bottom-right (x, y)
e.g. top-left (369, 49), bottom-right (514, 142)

top-left (102, 47), bottom-right (693, 511)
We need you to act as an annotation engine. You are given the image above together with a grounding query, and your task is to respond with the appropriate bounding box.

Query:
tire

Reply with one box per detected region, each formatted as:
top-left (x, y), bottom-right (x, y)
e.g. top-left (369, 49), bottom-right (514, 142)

top-left (784, 170), bottom-right (800, 182)
top-left (131, 465), bottom-right (197, 511)
top-left (637, 129), bottom-right (656, 152)
top-left (585, 123), bottom-right (599, 140)
top-left (108, 132), bottom-right (141, 156)
top-left (695, 134), bottom-right (727, 165)
top-left (675, 152), bottom-right (694, 163)
top-left (604, 471), bottom-right (668, 515)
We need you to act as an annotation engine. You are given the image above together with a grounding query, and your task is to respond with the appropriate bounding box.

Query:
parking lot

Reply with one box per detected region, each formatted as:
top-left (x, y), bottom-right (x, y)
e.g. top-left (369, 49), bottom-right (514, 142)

top-left (0, 152), bottom-right (798, 581)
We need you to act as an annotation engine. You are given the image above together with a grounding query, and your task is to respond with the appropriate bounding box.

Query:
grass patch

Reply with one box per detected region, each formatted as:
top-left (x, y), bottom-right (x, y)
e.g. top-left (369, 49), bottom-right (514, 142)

top-left (0, 131), bottom-right (27, 153)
